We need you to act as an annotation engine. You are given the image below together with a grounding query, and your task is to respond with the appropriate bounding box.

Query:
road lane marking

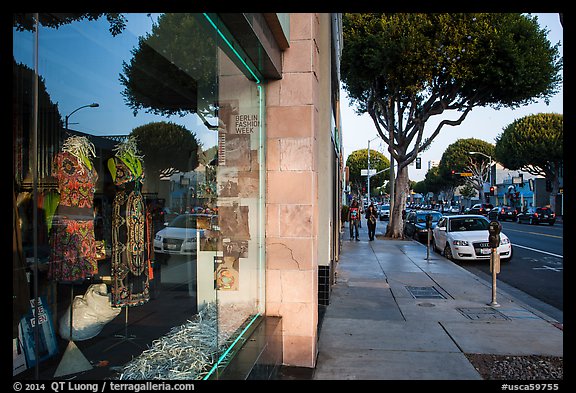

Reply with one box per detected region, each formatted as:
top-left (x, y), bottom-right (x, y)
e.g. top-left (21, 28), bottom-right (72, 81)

top-left (512, 243), bottom-right (563, 259)
top-left (505, 227), bottom-right (562, 239)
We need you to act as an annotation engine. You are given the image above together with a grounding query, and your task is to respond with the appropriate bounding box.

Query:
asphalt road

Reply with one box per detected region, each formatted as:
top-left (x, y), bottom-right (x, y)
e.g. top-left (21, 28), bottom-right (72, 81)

top-left (455, 219), bottom-right (563, 321)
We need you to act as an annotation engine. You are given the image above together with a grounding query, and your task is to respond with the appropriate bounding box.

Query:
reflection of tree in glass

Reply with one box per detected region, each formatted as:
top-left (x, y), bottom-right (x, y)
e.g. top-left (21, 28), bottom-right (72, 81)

top-left (13, 60), bottom-right (63, 184)
top-left (130, 121), bottom-right (200, 192)
top-left (13, 13), bottom-right (127, 36)
top-left (119, 13), bottom-right (218, 118)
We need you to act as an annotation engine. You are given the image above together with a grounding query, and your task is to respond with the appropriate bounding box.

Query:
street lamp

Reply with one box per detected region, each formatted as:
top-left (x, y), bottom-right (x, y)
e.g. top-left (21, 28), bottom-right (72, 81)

top-left (367, 136), bottom-right (380, 204)
top-left (65, 103), bottom-right (99, 130)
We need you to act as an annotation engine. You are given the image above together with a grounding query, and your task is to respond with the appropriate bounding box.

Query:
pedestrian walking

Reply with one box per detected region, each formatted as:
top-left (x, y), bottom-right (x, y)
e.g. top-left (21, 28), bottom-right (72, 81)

top-left (365, 203), bottom-right (378, 241)
top-left (348, 199), bottom-right (360, 240)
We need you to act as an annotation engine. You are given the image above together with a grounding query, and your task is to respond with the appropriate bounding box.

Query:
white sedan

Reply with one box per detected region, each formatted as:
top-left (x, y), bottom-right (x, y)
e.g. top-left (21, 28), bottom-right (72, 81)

top-left (431, 214), bottom-right (513, 262)
top-left (154, 213), bottom-right (217, 258)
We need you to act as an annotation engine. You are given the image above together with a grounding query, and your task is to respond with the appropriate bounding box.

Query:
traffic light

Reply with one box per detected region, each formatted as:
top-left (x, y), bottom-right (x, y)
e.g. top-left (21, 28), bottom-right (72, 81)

top-left (489, 186), bottom-right (495, 196)
top-left (416, 157), bottom-right (421, 169)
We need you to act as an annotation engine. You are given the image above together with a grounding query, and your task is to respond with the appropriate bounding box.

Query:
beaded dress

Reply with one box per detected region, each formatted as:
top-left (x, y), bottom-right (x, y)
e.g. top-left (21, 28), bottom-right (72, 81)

top-left (108, 151), bottom-right (152, 307)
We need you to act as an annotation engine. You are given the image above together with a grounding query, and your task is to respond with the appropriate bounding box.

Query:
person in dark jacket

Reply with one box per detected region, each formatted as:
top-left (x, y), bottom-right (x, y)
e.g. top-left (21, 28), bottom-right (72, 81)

top-left (365, 203), bottom-right (378, 241)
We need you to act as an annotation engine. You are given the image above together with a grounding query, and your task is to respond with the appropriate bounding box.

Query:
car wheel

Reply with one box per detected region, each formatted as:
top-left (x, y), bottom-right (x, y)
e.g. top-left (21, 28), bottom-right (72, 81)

top-left (443, 243), bottom-right (454, 261)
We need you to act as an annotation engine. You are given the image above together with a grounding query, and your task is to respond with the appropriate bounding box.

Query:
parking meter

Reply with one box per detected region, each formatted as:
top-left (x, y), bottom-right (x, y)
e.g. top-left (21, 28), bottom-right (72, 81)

top-left (425, 214), bottom-right (433, 260)
top-left (425, 214), bottom-right (433, 229)
top-left (488, 221), bottom-right (502, 248)
top-left (487, 221), bottom-right (501, 304)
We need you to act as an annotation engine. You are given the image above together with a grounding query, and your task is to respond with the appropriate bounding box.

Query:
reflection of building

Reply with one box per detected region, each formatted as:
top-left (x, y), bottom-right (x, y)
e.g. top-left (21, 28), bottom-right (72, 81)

top-left (13, 13), bottom-right (343, 378)
top-left (166, 166), bottom-right (208, 213)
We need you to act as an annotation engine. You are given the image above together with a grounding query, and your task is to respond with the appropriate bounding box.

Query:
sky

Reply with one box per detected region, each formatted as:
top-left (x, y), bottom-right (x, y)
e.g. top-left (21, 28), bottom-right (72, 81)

top-left (340, 13), bottom-right (563, 182)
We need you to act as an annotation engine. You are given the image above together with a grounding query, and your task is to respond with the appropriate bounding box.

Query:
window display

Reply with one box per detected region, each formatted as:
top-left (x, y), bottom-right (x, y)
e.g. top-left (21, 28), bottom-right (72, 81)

top-left (13, 13), bottom-right (265, 380)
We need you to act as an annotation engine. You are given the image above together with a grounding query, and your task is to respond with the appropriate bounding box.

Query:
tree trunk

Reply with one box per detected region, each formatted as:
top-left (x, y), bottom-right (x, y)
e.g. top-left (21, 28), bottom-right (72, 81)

top-left (385, 165), bottom-right (410, 239)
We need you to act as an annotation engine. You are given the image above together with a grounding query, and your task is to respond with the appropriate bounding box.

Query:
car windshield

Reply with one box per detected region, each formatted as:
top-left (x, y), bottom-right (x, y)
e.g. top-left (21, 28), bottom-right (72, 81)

top-left (381, 205), bottom-right (390, 211)
top-left (449, 217), bottom-right (489, 232)
top-left (416, 213), bottom-right (442, 223)
top-left (168, 215), bottom-right (200, 228)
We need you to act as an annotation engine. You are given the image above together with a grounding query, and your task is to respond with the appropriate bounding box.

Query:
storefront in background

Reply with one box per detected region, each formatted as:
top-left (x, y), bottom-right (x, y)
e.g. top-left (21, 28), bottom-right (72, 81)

top-left (13, 13), bottom-right (266, 379)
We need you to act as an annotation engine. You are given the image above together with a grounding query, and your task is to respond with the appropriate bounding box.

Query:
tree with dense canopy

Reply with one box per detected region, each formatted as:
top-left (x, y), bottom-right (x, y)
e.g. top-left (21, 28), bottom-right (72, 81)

top-left (341, 13), bottom-right (562, 238)
top-left (119, 13), bottom-right (218, 118)
top-left (494, 113), bottom-right (563, 212)
top-left (346, 149), bottom-right (390, 197)
top-left (130, 121), bottom-right (200, 193)
top-left (439, 138), bottom-right (495, 200)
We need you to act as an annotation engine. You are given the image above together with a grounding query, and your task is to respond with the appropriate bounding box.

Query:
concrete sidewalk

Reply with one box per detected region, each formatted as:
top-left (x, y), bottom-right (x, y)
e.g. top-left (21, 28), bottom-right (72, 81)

top-left (311, 221), bottom-right (563, 380)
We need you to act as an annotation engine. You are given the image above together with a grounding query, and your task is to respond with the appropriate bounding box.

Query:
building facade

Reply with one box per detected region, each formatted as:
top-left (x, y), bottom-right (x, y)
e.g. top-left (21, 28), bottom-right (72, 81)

top-left (13, 13), bottom-right (343, 379)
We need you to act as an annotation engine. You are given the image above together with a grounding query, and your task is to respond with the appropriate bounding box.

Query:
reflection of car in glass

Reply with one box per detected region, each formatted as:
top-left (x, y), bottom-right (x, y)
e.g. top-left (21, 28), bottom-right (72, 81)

top-left (431, 214), bottom-right (512, 262)
top-left (517, 207), bottom-right (556, 226)
top-left (403, 210), bottom-right (443, 242)
top-left (379, 204), bottom-right (390, 221)
top-left (487, 206), bottom-right (518, 221)
top-left (154, 214), bottom-right (218, 259)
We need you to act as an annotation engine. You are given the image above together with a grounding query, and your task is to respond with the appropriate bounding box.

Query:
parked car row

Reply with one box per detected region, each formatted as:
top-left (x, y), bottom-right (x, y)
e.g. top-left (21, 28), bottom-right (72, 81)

top-left (403, 204), bottom-right (558, 264)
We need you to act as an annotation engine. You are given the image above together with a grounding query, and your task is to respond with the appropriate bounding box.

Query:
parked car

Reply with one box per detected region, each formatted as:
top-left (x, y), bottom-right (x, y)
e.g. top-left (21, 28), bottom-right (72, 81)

top-left (488, 206), bottom-right (519, 222)
top-left (517, 207), bottom-right (556, 226)
top-left (431, 214), bottom-right (512, 262)
top-left (154, 213), bottom-right (218, 259)
top-left (448, 205), bottom-right (461, 214)
top-left (403, 210), bottom-right (443, 243)
top-left (379, 204), bottom-right (391, 221)
top-left (467, 203), bottom-right (493, 216)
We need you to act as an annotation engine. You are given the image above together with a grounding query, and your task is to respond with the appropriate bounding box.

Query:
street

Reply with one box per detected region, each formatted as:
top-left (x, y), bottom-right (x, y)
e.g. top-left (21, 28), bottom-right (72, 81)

top-left (453, 219), bottom-right (563, 320)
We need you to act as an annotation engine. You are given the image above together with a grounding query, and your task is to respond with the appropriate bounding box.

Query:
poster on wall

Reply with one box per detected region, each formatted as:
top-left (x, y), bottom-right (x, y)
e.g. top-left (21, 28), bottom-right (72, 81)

top-left (214, 255), bottom-right (239, 291)
top-left (219, 203), bottom-right (250, 240)
top-left (19, 296), bottom-right (59, 368)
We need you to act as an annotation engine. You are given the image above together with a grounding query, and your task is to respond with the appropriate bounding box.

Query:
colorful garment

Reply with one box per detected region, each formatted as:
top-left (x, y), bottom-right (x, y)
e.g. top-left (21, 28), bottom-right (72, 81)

top-left (48, 151), bottom-right (98, 282)
top-left (109, 156), bottom-right (152, 307)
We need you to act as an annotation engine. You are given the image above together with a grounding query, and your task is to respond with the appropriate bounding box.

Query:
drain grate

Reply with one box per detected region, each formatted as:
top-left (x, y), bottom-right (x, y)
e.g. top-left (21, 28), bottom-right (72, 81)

top-left (457, 307), bottom-right (510, 321)
top-left (406, 286), bottom-right (446, 299)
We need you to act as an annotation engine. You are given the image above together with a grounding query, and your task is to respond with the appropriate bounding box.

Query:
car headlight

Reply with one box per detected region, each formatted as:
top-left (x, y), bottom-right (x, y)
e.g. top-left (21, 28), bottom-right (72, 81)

top-left (500, 238), bottom-right (510, 245)
top-left (452, 240), bottom-right (469, 246)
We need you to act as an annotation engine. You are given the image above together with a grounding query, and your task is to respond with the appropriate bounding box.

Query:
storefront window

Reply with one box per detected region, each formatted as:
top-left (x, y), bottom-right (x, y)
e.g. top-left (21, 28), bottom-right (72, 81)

top-left (13, 13), bottom-right (264, 380)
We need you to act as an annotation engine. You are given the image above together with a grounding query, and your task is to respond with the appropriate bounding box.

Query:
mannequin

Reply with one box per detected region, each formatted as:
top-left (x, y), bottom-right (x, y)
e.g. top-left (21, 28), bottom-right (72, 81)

top-left (48, 136), bottom-right (98, 282)
top-left (107, 136), bottom-right (152, 307)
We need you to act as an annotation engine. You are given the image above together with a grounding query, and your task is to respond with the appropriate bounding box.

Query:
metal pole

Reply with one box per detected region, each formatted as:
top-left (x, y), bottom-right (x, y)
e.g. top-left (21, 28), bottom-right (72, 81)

top-left (367, 139), bottom-right (371, 203)
top-left (489, 248), bottom-right (500, 307)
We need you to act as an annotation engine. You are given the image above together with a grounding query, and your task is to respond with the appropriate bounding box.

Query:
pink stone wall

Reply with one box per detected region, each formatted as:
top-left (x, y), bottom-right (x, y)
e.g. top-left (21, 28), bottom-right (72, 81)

top-left (265, 13), bottom-right (322, 368)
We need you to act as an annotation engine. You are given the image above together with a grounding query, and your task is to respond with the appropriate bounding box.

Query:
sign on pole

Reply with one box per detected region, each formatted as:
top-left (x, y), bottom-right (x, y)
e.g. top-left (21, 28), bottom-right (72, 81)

top-left (361, 169), bottom-right (376, 176)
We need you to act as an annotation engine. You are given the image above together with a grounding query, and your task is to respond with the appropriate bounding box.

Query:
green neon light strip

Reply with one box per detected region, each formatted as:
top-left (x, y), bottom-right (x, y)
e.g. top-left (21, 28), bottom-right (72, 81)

top-left (203, 313), bottom-right (261, 380)
top-left (258, 84), bottom-right (266, 313)
top-left (202, 13), bottom-right (261, 84)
